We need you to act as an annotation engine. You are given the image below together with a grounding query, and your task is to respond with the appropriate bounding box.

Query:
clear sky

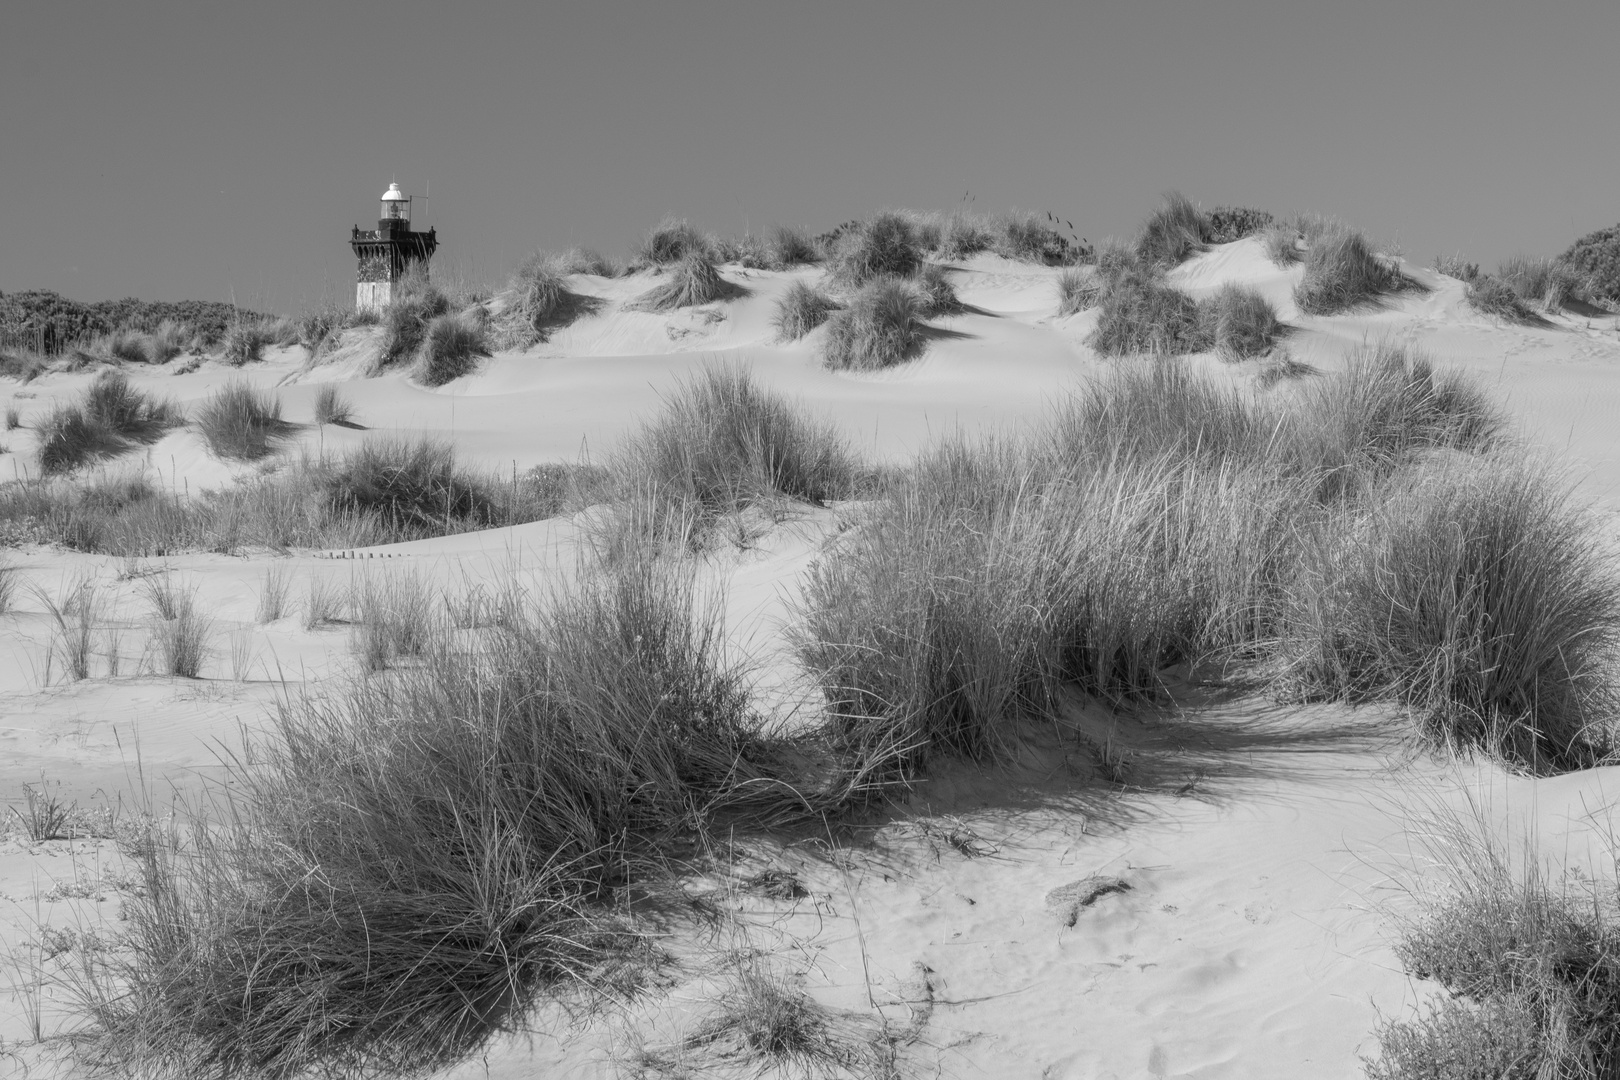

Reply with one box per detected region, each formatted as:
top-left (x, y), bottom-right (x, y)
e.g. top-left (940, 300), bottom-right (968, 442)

top-left (4, 0), bottom-right (1616, 311)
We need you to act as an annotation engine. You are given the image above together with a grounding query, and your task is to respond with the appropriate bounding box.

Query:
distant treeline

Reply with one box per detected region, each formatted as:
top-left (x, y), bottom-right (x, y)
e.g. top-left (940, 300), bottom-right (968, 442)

top-left (0, 290), bottom-right (270, 353)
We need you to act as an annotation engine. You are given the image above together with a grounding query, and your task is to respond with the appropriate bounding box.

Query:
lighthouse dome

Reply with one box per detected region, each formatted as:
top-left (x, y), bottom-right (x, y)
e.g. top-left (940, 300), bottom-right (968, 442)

top-left (381, 183), bottom-right (407, 201)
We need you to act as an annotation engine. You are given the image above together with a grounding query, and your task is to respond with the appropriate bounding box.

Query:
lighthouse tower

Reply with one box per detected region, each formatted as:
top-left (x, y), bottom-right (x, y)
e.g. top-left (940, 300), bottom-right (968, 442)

top-left (350, 183), bottom-right (438, 311)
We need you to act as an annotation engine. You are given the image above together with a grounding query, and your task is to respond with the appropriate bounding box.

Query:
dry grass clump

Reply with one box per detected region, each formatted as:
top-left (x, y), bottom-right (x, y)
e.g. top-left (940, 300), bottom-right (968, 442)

top-left (1136, 191), bottom-right (1210, 268)
top-left (1056, 267), bottom-right (1099, 316)
top-left (80, 557), bottom-right (792, 1079)
top-left (772, 281), bottom-right (841, 341)
top-left (1294, 222), bottom-right (1412, 314)
top-left (376, 270), bottom-right (452, 371)
top-left (821, 277), bottom-right (926, 370)
top-left (493, 252), bottom-right (605, 349)
top-left (825, 213), bottom-right (923, 288)
top-left (1370, 826), bottom-right (1620, 1078)
top-left (628, 252), bottom-right (745, 311)
top-left (636, 217), bottom-right (710, 266)
top-left (914, 263), bottom-right (964, 317)
top-left (768, 225), bottom-right (820, 266)
top-left (312, 384), bottom-right (354, 427)
top-left (607, 362), bottom-right (857, 545)
top-left (1282, 458), bottom-right (1619, 772)
top-left (196, 381), bottom-right (295, 461)
top-left (417, 313), bottom-right (490, 386)
top-left (1201, 284), bottom-right (1283, 360)
top-left (142, 577), bottom-right (212, 678)
top-left (1465, 274), bottom-right (1540, 323)
top-left (1088, 263), bottom-right (1211, 357)
top-left (989, 209), bottom-right (1083, 264)
top-left (323, 437), bottom-right (498, 533)
top-left (937, 212), bottom-right (993, 260)
top-left (1496, 255), bottom-right (1583, 313)
top-left (36, 371), bottom-right (184, 475)
top-left (550, 246), bottom-right (618, 277)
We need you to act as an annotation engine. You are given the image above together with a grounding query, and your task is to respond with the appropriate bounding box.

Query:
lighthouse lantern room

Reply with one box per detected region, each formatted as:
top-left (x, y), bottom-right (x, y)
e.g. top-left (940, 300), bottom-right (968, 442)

top-left (351, 183), bottom-right (438, 311)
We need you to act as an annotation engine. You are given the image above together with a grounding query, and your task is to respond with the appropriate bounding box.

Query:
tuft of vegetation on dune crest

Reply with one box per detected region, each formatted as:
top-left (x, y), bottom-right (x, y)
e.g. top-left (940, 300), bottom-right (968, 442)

top-left (36, 371), bottom-right (184, 475)
top-left (491, 251), bottom-right (605, 350)
top-left (627, 251), bottom-right (747, 311)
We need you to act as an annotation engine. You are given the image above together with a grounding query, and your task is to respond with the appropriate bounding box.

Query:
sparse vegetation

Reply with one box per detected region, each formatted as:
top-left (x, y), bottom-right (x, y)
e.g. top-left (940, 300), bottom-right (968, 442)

top-left (821, 277), bottom-right (926, 370)
top-left (768, 225), bottom-right (820, 266)
top-left (627, 251), bottom-right (744, 311)
top-left (195, 381), bottom-right (294, 461)
top-left (1496, 254), bottom-right (1582, 313)
top-left (312, 384), bottom-right (354, 427)
top-left (418, 313), bottom-right (490, 386)
top-left (550, 246), bottom-right (618, 277)
top-left (1056, 267), bottom-right (1099, 316)
top-left (492, 252), bottom-right (604, 349)
top-left (144, 578), bottom-right (212, 678)
top-left (1294, 222), bottom-right (1411, 314)
top-left (772, 281), bottom-right (841, 340)
top-left (36, 371), bottom-right (184, 475)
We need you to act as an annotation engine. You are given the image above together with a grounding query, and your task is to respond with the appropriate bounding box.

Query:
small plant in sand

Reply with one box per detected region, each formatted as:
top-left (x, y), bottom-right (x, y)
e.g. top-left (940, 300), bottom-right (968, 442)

top-left (312, 384), bottom-right (354, 427)
top-left (627, 251), bottom-right (744, 311)
top-left (142, 577), bottom-right (211, 678)
top-left (549, 247), bottom-right (618, 277)
top-left (256, 565), bottom-right (291, 623)
top-left (195, 381), bottom-right (295, 461)
top-left (913, 263), bottom-right (965, 317)
top-left (772, 281), bottom-right (841, 341)
top-left (5, 404), bottom-right (20, 430)
top-left (36, 579), bottom-right (102, 682)
top-left (1056, 267), bottom-right (1100, 316)
top-left (821, 277), bottom-right (926, 371)
top-left (36, 371), bottom-right (184, 475)
top-left (351, 572), bottom-right (436, 672)
top-left (417, 313), bottom-right (490, 386)
top-left (223, 322), bottom-right (271, 366)
top-left (1464, 274), bottom-right (1539, 323)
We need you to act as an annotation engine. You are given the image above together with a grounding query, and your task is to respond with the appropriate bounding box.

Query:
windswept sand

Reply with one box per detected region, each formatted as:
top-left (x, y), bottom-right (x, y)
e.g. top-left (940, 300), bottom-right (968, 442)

top-left (4, 239), bottom-right (1620, 1077)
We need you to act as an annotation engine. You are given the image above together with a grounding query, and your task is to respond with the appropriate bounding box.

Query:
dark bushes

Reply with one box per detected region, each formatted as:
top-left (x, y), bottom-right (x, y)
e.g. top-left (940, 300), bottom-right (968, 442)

top-left (1206, 207), bottom-right (1274, 244)
top-left (1556, 223), bottom-right (1620, 307)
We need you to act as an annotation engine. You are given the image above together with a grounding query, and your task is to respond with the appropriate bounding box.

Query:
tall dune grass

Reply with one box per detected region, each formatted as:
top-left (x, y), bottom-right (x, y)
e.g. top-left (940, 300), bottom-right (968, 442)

top-left (627, 252), bottom-right (744, 311)
top-left (196, 382), bottom-right (294, 461)
top-left (36, 372), bottom-right (184, 475)
top-left (493, 252), bottom-right (604, 349)
top-left (772, 282), bottom-right (841, 341)
top-left (1136, 191), bottom-right (1210, 268)
top-left (1294, 223), bottom-right (1412, 314)
top-left (821, 278), bottom-right (926, 370)
top-left (825, 213), bottom-right (922, 288)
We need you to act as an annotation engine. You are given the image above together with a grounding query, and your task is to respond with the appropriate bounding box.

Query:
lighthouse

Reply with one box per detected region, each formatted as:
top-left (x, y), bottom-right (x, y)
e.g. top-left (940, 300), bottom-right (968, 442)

top-left (350, 183), bottom-right (438, 311)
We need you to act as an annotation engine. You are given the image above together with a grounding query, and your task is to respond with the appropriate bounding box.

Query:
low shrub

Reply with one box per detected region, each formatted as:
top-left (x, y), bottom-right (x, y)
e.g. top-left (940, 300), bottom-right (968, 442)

top-left (768, 225), bottom-right (820, 266)
top-left (1205, 206), bottom-right (1274, 244)
top-left (1294, 223), bottom-right (1410, 314)
top-left (821, 277), bottom-right (926, 370)
top-left (195, 382), bottom-right (294, 461)
top-left (825, 213), bottom-right (922, 288)
top-left (1200, 284), bottom-right (1282, 360)
top-left (36, 372), bottom-right (184, 475)
top-left (914, 263), bottom-right (964, 317)
top-left (1283, 458), bottom-right (1618, 772)
top-left (418, 314), bottom-right (490, 386)
top-left (1372, 829), bottom-right (1620, 1078)
top-left (1136, 191), bottom-right (1209, 268)
top-left (1465, 274), bottom-right (1538, 323)
top-left (627, 252), bottom-right (743, 311)
top-left (772, 281), bottom-right (841, 341)
top-left (636, 217), bottom-right (709, 266)
top-left (1088, 272), bottom-right (1211, 357)
top-left (1056, 267), bottom-right (1099, 316)
top-left (323, 437), bottom-right (497, 532)
top-left (1556, 222), bottom-right (1620, 307)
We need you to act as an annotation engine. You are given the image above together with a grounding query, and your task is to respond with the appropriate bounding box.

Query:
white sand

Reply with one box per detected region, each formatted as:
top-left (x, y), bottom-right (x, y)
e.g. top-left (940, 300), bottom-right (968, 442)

top-left (5, 240), bottom-right (1620, 1075)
